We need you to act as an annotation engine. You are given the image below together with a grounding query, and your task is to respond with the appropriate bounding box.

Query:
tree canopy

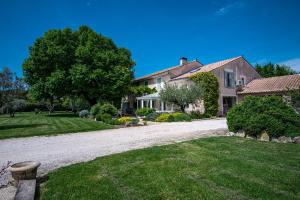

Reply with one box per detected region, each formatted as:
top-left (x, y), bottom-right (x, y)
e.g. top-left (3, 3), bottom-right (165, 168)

top-left (23, 26), bottom-right (134, 108)
top-left (160, 83), bottom-right (202, 112)
top-left (255, 63), bottom-right (297, 78)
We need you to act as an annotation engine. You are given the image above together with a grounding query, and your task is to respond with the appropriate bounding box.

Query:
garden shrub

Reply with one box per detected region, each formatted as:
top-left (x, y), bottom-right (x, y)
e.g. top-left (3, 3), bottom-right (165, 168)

top-left (90, 103), bottom-right (102, 116)
top-left (135, 108), bottom-right (155, 116)
top-left (172, 112), bottom-right (191, 122)
top-left (79, 110), bottom-right (89, 118)
top-left (145, 112), bottom-right (161, 121)
top-left (96, 113), bottom-right (112, 122)
top-left (131, 118), bottom-right (139, 125)
top-left (189, 111), bottom-right (206, 119)
top-left (90, 102), bottom-right (118, 116)
top-left (227, 95), bottom-right (300, 137)
top-left (190, 72), bottom-right (219, 117)
top-left (155, 113), bottom-right (174, 122)
top-left (118, 117), bottom-right (133, 125)
top-left (99, 103), bottom-right (118, 116)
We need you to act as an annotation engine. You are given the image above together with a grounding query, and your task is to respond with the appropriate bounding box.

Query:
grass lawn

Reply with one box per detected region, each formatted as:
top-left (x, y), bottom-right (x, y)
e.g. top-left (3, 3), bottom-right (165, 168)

top-left (40, 137), bottom-right (300, 200)
top-left (0, 112), bottom-right (113, 139)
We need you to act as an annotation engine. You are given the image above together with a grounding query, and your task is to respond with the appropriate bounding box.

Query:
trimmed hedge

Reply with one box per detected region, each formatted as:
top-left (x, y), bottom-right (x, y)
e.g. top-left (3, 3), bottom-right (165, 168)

top-left (227, 96), bottom-right (300, 137)
top-left (135, 108), bottom-right (155, 116)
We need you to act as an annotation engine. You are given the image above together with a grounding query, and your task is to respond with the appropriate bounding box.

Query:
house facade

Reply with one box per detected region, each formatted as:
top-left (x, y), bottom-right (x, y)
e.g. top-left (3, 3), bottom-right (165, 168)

top-left (134, 56), bottom-right (261, 116)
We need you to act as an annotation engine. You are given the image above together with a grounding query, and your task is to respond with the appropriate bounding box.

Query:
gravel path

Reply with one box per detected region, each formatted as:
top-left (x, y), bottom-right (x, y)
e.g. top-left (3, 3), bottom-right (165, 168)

top-left (0, 119), bottom-right (227, 199)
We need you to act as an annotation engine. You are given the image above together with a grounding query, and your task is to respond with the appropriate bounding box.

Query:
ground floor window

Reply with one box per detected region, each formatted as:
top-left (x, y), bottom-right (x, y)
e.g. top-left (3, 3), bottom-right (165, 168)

top-left (222, 96), bottom-right (236, 115)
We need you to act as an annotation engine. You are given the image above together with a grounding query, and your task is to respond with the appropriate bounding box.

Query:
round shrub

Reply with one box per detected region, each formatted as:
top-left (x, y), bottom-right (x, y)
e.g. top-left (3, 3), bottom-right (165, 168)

top-left (135, 108), bottom-right (155, 116)
top-left (227, 95), bottom-right (300, 137)
top-left (90, 102), bottom-right (118, 116)
top-left (172, 112), bottom-right (191, 122)
top-left (79, 110), bottom-right (89, 118)
top-left (145, 112), bottom-right (161, 121)
top-left (99, 103), bottom-right (118, 116)
top-left (90, 103), bottom-right (102, 116)
top-left (155, 113), bottom-right (174, 122)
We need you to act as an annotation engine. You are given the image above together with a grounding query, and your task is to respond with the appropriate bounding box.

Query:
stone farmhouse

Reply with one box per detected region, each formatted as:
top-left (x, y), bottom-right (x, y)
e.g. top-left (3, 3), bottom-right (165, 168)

top-left (130, 56), bottom-right (299, 116)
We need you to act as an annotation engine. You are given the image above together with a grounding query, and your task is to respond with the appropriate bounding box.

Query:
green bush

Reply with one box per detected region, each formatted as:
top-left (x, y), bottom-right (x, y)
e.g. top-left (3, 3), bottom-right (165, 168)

top-left (155, 113), bottom-right (174, 122)
top-left (190, 111), bottom-right (207, 119)
top-left (135, 108), bottom-right (155, 116)
top-left (145, 112), bottom-right (161, 121)
top-left (172, 112), bottom-right (191, 122)
top-left (91, 102), bottom-right (118, 116)
top-left (105, 118), bottom-right (121, 125)
top-left (91, 103), bottom-right (102, 116)
top-left (99, 103), bottom-right (118, 116)
top-left (227, 96), bottom-right (300, 137)
top-left (96, 113), bottom-right (112, 122)
top-left (191, 72), bottom-right (219, 117)
top-left (118, 117), bottom-right (133, 125)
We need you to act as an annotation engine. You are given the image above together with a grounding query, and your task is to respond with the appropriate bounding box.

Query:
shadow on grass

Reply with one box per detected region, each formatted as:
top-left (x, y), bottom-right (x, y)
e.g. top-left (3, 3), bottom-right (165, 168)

top-left (0, 124), bottom-right (49, 130)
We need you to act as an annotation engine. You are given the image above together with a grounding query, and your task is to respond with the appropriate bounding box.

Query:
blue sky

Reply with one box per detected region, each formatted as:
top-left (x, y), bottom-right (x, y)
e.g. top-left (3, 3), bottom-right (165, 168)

top-left (0, 0), bottom-right (300, 78)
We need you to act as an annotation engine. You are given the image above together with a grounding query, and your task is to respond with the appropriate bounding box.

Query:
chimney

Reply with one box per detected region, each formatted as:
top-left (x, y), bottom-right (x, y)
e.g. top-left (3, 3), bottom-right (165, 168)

top-left (179, 57), bottom-right (188, 65)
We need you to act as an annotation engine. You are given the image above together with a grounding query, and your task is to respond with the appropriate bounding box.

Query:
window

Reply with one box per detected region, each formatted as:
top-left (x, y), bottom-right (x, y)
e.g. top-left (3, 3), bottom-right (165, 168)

top-left (224, 71), bottom-right (235, 88)
top-left (241, 77), bottom-right (245, 85)
top-left (144, 80), bottom-right (148, 86)
top-left (156, 77), bottom-right (162, 89)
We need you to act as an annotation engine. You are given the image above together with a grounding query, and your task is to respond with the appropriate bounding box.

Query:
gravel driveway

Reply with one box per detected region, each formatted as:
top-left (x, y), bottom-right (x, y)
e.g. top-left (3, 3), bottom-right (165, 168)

top-left (0, 119), bottom-right (227, 199)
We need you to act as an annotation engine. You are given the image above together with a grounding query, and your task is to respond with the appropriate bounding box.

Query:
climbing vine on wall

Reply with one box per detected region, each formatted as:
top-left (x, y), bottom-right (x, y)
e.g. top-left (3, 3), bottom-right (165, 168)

top-left (190, 72), bottom-right (219, 117)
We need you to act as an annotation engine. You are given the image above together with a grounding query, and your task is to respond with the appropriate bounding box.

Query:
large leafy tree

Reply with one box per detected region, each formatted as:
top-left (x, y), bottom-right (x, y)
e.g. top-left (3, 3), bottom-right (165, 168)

top-left (23, 26), bottom-right (134, 110)
top-left (160, 83), bottom-right (202, 112)
top-left (255, 63), bottom-right (297, 78)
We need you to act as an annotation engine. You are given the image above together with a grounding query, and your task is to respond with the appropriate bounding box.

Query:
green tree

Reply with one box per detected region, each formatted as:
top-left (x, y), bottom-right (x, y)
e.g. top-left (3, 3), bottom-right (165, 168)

top-left (255, 63), bottom-right (296, 78)
top-left (190, 72), bottom-right (219, 117)
top-left (160, 84), bottom-right (202, 112)
top-left (0, 67), bottom-right (27, 115)
top-left (129, 85), bottom-right (157, 96)
top-left (23, 26), bottom-right (134, 111)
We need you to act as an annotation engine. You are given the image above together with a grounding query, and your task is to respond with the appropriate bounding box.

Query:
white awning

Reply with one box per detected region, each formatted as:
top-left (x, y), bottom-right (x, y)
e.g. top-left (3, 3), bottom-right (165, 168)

top-left (136, 92), bottom-right (160, 100)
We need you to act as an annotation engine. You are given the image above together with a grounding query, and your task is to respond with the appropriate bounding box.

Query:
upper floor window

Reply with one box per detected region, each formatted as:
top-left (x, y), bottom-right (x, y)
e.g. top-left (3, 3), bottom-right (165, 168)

top-left (156, 77), bottom-right (162, 89)
top-left (224, 71), bottom-right (235, 88)
top-left (241, 77), bottom-right (245, 85)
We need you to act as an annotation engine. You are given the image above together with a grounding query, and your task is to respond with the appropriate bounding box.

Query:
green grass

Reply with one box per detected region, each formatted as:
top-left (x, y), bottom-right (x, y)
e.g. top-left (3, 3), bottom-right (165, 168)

top-left (0, 112), bottom-right (113, 139)
top-left (40, 137), bottom-right (300, 200)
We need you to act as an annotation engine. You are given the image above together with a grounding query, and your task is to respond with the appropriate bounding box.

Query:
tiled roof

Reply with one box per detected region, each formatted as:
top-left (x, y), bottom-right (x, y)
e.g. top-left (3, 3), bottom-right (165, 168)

top-left (172, 56), bottom-right (242, 80)
top-left (134, 60), bottom-right (201, 81)
top-left (238, 74), bottom-right (300, 94)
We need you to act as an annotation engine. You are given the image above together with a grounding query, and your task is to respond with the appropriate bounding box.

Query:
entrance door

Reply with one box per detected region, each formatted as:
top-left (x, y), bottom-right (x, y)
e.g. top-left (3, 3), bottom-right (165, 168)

top-left (223, 96), bottom-right (236, 115)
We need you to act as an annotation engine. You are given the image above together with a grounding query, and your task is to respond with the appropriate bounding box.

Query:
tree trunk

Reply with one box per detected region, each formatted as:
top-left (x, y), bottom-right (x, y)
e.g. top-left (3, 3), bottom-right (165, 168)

top-left (47, 98), bottom-right (55, 115)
